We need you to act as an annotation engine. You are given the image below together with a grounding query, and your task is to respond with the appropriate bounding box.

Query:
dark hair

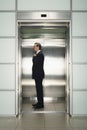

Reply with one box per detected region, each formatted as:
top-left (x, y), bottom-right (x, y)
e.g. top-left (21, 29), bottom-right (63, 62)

top-left (34, 42), bottom-right (42, 50)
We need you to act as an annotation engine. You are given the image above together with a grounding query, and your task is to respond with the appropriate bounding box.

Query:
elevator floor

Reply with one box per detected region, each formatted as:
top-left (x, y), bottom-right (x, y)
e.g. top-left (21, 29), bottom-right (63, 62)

top-left (22, 98), bottom-right (66, 114)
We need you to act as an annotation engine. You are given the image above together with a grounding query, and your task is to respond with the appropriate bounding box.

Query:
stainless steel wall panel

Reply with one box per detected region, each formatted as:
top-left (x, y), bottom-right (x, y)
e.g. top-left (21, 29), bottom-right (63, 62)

top-left (21, 41), bottom-right (66, 98)
top-left (18, 21), bottom-right (70, 114)
top-left (17, 12), bottom-right (71, 20)
top-left (19, 23), bottom-right (69, 101)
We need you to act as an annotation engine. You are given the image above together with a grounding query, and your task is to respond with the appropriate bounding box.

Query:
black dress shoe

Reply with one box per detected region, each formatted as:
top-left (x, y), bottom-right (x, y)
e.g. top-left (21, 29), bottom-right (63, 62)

top-left (34, 104), bottom-right (44, 109)
top-left (32, 103), bottom-right (38, 107)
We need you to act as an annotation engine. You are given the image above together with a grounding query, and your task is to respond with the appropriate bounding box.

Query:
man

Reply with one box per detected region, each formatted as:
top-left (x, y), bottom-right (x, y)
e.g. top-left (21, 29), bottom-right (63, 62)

top-left (32, 43), bottom-right (45, 108)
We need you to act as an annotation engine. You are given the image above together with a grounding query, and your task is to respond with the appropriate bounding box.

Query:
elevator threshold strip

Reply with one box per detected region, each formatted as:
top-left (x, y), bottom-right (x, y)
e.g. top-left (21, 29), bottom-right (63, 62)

top-left (22, 110), bottom-right (66, 114)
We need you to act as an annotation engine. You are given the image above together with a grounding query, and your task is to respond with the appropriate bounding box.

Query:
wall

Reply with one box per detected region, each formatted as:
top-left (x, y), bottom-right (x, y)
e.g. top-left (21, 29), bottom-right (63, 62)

top-left (0, 0), bottom-right (17, 115)
top-left (72, 0), bottom-right (87, 115)
top-left (17, 0), bottom-right (70, 10)
top-left (0, 0), bottom-right (87, 116)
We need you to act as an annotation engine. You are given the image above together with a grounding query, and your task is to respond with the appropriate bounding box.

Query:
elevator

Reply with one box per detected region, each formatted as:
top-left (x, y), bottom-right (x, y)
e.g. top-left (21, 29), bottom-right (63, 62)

top-left (18, 12), bottom-right (70, 114)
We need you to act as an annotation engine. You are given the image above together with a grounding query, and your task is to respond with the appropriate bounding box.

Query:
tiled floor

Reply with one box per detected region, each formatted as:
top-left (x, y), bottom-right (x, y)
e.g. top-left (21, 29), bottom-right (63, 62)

top-left (0, 102), bottom-right (87, 130)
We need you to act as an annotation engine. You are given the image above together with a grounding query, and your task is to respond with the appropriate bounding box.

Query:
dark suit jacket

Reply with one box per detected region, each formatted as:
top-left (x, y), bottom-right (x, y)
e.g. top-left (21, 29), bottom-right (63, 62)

top-left (32, 51), bottom-right (45, 79)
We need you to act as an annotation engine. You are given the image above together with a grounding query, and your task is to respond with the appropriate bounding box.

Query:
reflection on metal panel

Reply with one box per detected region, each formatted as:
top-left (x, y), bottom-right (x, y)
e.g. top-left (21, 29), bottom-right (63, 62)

top-left (21, 39), bottom-right (66, 98)
top-left (22, 57), bottom-right (65, 76)
top-left (22, 79), bottom-right (66, 86)
top-left (19, 22), bottom-right (69, 100)
top-left (22, 57), bottom-right (32, 75)
top-left (20, 24), bottom-right (67, 39)
top-left (44, 57), bottom-right (65, 75)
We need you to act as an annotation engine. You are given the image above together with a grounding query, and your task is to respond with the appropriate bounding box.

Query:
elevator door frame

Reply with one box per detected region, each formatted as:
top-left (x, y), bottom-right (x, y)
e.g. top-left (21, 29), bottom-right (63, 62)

top-left (17, 12), bottom-right (71, 115)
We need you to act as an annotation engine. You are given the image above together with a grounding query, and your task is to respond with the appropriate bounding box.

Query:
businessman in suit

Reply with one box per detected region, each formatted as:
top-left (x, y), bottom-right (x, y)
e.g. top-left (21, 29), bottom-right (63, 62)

top-left (32, 43), bottom-right (45, 108)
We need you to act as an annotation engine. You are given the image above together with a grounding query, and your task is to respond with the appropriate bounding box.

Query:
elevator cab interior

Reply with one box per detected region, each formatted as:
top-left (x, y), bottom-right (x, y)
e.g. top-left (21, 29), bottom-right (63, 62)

top-left (18, 22), bottom-right (70, 114)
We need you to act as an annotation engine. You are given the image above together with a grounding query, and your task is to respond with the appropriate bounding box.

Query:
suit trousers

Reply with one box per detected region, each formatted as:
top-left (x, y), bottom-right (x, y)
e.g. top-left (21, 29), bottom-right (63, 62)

top-left (35, 78), bottom-right (44, 105)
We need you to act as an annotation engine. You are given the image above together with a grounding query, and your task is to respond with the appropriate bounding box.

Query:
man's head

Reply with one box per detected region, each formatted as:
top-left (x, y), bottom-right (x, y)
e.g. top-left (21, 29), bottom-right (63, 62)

top-left (33, 43), bottom-right (42, 52)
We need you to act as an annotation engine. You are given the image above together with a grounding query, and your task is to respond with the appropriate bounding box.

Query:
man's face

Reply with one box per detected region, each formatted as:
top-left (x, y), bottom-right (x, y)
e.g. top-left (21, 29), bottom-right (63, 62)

top-left (33, 44), bottom-right (39, 52)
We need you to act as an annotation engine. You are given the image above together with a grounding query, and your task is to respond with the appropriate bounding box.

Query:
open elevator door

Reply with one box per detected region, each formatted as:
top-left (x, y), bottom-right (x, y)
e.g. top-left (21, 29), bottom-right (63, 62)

top-left (18, 22), bottom-right (70, 114)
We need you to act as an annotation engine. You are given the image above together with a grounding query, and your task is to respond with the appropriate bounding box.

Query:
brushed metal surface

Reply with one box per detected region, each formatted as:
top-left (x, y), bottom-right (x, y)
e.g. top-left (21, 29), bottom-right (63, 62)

top-left (21, 38), bottom-right (66, 98)
top-left (18, 21), bottom-right (70, 114)
top-left (17, 12), bottom-right (71, 20)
